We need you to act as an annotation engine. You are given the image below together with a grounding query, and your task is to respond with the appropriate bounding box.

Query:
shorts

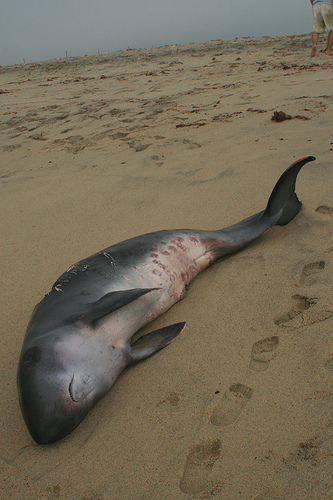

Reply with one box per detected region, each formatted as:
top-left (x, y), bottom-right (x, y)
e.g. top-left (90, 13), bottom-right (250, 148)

top-left (313, 4), bottom-right (333, 33)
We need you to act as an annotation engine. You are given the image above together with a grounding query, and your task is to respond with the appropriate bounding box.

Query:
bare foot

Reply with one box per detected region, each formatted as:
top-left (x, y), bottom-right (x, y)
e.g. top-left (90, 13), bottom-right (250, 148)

top-left (311, 46), bottom-right (317, 57)
top-left (325, 50), bottom-right (333, 55)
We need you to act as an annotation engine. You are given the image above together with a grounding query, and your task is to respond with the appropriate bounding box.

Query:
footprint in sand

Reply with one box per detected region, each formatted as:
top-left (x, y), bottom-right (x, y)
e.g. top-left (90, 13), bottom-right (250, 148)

top-left (324, 354), bottom-right (333, 371)
top-left (274, 294), bottom-right (316, 326)
top-left (249, 336), bottom-right (279, 372)
top-left (274, 260), bottom-right (331, 328)
top-left (274, 293), bottom-right (332, 328)
top-left (179, 384), bottom-right (252, 495)
top-left (299, 261), bottom-right (325, 286)
top-left (207, 383), bottom-right (254, 427)
top-left (315, 205), bottom-right (333, 215)
top-left (179, 439), bottom-right (222, 495)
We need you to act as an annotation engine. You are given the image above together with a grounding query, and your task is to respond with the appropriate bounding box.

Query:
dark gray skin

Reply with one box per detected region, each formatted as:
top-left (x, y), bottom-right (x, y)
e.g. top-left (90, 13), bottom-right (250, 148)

top-left (17, 156), bottom-right (315, 444)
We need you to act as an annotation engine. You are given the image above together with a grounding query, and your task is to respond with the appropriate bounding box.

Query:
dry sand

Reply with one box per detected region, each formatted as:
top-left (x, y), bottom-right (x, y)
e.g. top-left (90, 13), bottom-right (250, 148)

top-left (0, 33), bottom-right (332, 499)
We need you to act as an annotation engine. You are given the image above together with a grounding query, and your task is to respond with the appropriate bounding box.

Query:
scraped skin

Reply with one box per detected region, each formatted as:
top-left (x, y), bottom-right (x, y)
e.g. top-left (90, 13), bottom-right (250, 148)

top-left (17, 156), bottom-right (315, 444)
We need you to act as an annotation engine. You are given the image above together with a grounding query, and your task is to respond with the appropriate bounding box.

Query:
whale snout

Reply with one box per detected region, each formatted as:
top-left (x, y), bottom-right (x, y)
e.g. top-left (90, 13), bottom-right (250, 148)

top-left (17, 345), bottom-right (88, 444)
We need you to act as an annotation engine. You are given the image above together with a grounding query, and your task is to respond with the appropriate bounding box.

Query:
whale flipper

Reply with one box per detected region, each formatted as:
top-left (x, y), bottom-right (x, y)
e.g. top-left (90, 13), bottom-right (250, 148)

top-left (72, 288), bottom-right (159, 325)
top-left (129, 322), bottom-right (186, 362)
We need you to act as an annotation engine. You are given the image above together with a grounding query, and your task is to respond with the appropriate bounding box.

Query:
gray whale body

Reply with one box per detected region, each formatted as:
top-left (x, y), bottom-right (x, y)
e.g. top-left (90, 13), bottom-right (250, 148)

top-left (17, 156), bottom-right (315, 444)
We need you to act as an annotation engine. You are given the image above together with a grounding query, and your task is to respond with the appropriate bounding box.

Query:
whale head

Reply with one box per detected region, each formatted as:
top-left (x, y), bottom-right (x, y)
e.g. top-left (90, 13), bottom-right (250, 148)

top-left (17, 326), bottom-right (119, 444)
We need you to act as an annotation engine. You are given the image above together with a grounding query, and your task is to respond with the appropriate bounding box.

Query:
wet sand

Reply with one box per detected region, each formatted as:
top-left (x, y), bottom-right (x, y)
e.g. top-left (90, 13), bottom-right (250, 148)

top-left (1, 33), bottom-right (332, 499)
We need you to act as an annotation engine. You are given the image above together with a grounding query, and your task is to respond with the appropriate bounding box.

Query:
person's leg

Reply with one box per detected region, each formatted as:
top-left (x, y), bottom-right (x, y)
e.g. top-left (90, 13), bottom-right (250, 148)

top-left (311, 31), bottom-right (319, 56)
top-left (322, 5), bottom-right (333, 54)
top-left (325, 30), bottom-right (333, 54)
top-left (311, 4), bottom-right (325, 56)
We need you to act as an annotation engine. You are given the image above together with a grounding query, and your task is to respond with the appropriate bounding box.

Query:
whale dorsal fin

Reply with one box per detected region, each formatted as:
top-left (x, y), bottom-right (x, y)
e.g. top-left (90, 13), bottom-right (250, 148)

top-left (70, 288), bottom-right (158, 325)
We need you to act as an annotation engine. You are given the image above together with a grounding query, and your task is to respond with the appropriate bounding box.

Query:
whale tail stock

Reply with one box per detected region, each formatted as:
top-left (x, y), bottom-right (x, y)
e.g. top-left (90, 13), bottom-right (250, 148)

top-left (209, 155), bottom-right (316, 256)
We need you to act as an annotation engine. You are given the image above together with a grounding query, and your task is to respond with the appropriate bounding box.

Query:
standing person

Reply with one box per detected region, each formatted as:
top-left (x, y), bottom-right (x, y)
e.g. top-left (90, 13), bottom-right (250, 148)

top-left (310, 0), bottom-right (333, 56)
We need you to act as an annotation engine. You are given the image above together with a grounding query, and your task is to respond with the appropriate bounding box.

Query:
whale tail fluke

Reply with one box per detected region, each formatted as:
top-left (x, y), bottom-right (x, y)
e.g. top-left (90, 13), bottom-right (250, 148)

top-left (264, 155), bottom-right (316, 225)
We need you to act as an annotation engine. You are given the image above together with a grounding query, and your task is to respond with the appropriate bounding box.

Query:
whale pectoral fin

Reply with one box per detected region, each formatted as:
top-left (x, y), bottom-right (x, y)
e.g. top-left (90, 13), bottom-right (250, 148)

top-left (128, 322), bottom-right (186, 363)
top-left (71, 288), bottom-right (159, 325)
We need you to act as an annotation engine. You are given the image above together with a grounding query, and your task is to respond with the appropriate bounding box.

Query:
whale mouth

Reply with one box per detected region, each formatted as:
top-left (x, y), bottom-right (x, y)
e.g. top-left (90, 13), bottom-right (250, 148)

top-left (68, 374), bottom-right (96, 402)
top-left (68, 376), bottom-right (79, 402)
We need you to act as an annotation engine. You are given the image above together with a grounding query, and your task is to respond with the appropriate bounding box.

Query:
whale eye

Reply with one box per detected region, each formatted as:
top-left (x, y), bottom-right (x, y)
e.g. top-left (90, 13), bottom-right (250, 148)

top-left (22, 346), bottom-right (41, 365)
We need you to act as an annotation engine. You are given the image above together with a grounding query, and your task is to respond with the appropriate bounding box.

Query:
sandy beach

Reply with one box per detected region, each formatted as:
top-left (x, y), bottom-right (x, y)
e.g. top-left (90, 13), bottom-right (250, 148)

top-left (1, 33), bottom-right (332, 499)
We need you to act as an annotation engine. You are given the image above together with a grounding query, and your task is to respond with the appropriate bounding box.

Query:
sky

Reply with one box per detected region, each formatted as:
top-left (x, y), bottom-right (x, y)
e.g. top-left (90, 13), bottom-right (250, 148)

top-left (1, 0), bottom-right (313, 66)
